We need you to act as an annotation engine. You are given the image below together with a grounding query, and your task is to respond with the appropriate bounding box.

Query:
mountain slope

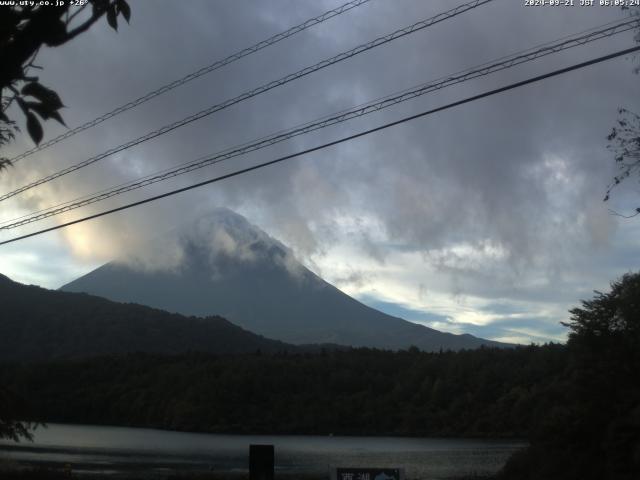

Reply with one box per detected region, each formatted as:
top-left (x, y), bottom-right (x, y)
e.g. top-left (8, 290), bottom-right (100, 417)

top-left (0, 273), bottom-right (294, 362)
top-left (61, 209), bottom-right (507, 351)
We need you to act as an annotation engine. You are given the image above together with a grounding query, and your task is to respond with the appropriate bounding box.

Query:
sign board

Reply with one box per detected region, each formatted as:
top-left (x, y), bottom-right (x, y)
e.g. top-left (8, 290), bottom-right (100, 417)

top-left (332, 467), bottom-right (404, 480)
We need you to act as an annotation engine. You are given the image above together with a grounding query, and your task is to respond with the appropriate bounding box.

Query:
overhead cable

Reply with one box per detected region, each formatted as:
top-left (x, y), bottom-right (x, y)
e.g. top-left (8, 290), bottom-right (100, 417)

top-left (2, 44), bottom-right (638, 246)
top-left (0, 0), bottom-right (495, 202)
top-left (6, 0), bottom-right (372, 163)
top-left (2, 16), bottom-right (637, 230)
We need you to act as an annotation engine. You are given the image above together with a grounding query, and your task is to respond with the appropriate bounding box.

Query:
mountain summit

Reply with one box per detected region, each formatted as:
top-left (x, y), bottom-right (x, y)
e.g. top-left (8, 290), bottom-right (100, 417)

top-left (61, 209), bottom-right (506, 351)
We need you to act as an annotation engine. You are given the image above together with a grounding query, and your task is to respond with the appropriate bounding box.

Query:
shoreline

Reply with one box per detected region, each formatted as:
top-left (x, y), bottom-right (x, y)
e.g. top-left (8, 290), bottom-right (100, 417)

top-left (0, 423), bottom-right (522, 480)
top-left (5, 421), bottom-right (529, 444)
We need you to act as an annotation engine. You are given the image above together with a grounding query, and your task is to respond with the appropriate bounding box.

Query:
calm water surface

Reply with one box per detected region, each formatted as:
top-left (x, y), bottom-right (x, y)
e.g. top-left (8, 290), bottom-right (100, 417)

top-left (0, 423), bottom-right (525, 479)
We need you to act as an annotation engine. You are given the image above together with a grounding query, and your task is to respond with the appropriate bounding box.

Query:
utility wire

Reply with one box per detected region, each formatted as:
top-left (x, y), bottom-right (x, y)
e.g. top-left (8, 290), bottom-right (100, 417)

top-left (0, 0), bottom-right (494, 202)
top-left (2, 17), bottom-right (637, 230)
top-left (1, 45), bottom-right (638, 247)
top-left (6, 0), bottom-right (372, 163)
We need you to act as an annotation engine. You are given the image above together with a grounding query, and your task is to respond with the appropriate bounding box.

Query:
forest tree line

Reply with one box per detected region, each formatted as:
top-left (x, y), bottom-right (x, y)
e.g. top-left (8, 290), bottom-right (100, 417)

top-left (0, 345), bottom-right (566, 437)
top-left (1, 272), bottom-right (638, 479)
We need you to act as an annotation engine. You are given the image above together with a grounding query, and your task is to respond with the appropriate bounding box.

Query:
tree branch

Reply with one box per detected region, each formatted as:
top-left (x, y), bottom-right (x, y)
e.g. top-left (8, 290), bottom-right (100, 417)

top-left (66, 4), bottom-right (88, 27)
top-left (61, 6), bottom-right (108, 44)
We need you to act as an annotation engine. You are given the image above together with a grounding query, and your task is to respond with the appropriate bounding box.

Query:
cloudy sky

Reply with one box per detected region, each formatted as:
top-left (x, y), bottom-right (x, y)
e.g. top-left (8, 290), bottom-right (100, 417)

top-left (1, 0), bottom-right (639, 344)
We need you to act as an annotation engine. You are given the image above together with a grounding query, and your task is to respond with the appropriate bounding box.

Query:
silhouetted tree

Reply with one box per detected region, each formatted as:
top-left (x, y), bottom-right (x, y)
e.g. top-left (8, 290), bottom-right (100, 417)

top-left (0, 0), bottom-right (131, 170)
top-left (564, 272), bottom-right (640, 340)
top-left (0, 385), bottom-right (39, 442)
top-left (604, 6), bottom-right (640, 216)
top-left (500, 272), bottom-right (640, 480)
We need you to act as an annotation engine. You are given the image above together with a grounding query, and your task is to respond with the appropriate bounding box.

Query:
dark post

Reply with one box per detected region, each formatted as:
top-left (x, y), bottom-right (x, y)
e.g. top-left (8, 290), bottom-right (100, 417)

top-left (249, 444), bottom-right (274, 480)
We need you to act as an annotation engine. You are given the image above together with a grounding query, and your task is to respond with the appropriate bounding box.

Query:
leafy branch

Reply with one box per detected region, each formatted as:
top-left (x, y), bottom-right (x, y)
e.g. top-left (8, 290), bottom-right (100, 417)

top-left (0, 0), bottom-right (131, 169)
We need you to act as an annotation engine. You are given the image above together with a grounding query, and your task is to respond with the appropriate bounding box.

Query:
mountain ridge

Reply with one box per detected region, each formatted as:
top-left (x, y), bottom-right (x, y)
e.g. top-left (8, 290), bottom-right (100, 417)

top-left (61, 209), bottom-right (509, 351)
top-left (0, 273), bottom-right (298, 362)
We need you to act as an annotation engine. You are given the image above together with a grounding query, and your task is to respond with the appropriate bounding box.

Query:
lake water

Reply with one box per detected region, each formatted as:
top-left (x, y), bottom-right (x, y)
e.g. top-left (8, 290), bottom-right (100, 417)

top-left (0, 423), bottom-right (525, 479)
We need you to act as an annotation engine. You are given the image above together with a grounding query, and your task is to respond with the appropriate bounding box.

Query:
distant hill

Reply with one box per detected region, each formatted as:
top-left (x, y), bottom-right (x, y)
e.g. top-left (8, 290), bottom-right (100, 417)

top-left (61, 208), bottom-right (508, 351)
top-left (0, 273), bottom-right (294, 362)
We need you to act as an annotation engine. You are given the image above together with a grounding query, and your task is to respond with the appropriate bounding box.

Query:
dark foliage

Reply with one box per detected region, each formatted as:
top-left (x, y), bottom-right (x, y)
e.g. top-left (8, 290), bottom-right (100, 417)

top-left (604, 6), bottom-right (640, 215)
top-left (499, 272), bottom-right (640, 480)
top-left (605, 108), bottom-right (640, 216)
top-left (0, 345), bottom-right (566, 438)
top-left (0, 386), bottom-right (40, 442)
top-left (0, 0), bottom-right (130, 168)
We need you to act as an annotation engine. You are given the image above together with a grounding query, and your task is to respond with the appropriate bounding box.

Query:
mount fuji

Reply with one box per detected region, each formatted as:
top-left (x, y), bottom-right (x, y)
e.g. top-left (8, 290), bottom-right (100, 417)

top-left (61, 209), bottom-right (507, 351)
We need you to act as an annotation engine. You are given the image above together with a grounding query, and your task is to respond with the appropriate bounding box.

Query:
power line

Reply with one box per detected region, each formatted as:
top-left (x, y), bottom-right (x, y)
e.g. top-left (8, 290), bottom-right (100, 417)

top-left (6, 0), bottom-right (372, 163)
top-left (2, 44), bottom-right (638, 247)
top-left (2, 16), bottom-right (637, 230)
top-left (0, 0), bottom-right (494, 203)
